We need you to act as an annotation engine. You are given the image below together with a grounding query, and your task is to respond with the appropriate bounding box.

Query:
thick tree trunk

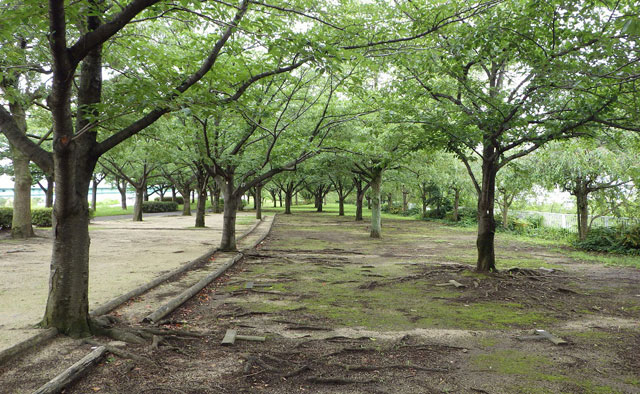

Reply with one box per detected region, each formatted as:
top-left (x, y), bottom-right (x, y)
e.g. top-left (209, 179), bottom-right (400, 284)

top-left (195, 187), bottom-right (206, 227)
top-left (576, 189), bottom-right (589, 241)
top-left (255, 185), bottom-right (262, 220)
top-left (180, 188), bottom-right (191, 216)
top-left (338, 197), bottom-right (345, 216)
top-left (10, 144), bottom-right (34, 238)
top-left (44, 175), bottom-right (54, 208)
top-left (219, 178), bottom-right (237, 251)
top-left (316, 190), bottom-right (323, 212)
top-left (143, 188), bottom-right (149, 202)
top-left (133, 187), bottom-right (143, 221)
top-left (370, 169), bottom-right (382, 238)
top-left (284, 190), bottom-right (292, 214)
top-left (191, 190), bottom-right (195, 204)
top-left (476, 160), bottom-right (497, 272)
top-left (366, 196), bottom-right (371, 210)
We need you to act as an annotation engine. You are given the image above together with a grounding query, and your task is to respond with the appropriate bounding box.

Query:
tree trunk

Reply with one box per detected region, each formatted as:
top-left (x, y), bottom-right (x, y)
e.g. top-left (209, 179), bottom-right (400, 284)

top-left (143, 188), bottom-right (149, 202)
top-left (316, 190), bottom-right (323, 212)
top-left (117, 179), bottom-right (127, 210)
top-left (253, 189), bottom-right (257, 210)
top-left (91, 176), bottom-right (99, 212)
top-left (366, 196), bottom-right (371, 209)
top-left (191, 190), bottom-right (195, 203)
top-left (387, 193), bottom-right (392, 210)
top-left (284, 190), bottom-right (292, 214)
top-left (270, 189), bottom-right (277, 208)
top-left (133, 187), bottom-right (144, 221)
top-left (278, 190), bottom-right (282, 207)
top-left (45, 175), bottom-right (54, 208)
top-left (501, 200), bottom-right (509, 229)
top-left (295, 192), bottom-right (298, 205)
top-left (476, 159), bottom-right (497, 272)
top-left (180, 188), bottom-right (191, 216)
top-left (338, 197), bottom-right (345, 216)
top-left (402, 189), bottom-right (408, 213)
top-left (255, 185), bottom-right (262, 220)
top-left (370, 169), bottom-right (382, 238)
top-left (10, 143), bottom-right (34, 238)
top-left (576, 189), bottom-right (589, 241)
top-left (453, 189), bottom-right (460, 222)
top-left (213, 187), bottom-right (221, 213)
top-left (355, 191), bottom-right (364, 221)
top-left (195, 187), bottom-right (206, 227)
top-left (219, 178), bottom-right (237, 251)
top-left (171, 186), bottom-right (176, 202)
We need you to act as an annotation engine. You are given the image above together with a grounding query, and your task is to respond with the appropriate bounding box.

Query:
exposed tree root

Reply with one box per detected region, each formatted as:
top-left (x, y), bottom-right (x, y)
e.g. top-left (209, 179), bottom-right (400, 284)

top-left (332, 362), bottom-right (448, 373)
top-left (83, 338), bottom-right (153, 365)
top-left (306, 376), bottom-right (380, 385)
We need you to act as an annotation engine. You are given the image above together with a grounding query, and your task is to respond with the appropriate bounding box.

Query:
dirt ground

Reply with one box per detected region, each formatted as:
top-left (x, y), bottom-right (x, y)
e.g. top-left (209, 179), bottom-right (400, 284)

top-left (10, 211), bottom-right (640, 393)
top-left (0, 212), bottom-right (256, 351)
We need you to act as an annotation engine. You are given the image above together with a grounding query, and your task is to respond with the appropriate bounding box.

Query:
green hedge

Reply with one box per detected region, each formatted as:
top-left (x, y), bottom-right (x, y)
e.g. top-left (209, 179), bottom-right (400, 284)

top-left (142, 201), bottom-right (178, 213)
top-left (0, 207), bottom-right (12, 229)
top-left (32, 208), bottom-right (53, 227)
top-left (575, 225), bottom-right (640, 255)
top-left (155, 196), bottom-right (185, 204)
top-left (0, 207), bottom-right (53, 229)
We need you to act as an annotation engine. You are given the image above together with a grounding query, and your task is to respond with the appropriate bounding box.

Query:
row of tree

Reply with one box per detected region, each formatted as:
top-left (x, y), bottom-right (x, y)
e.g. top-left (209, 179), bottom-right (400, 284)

top-left (1, 0), bottom-right (638, 337)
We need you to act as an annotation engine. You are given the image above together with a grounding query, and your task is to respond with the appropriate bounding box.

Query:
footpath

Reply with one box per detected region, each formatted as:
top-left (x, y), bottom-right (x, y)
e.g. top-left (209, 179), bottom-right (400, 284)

top-left (0, 214), bottom-right (274, 393)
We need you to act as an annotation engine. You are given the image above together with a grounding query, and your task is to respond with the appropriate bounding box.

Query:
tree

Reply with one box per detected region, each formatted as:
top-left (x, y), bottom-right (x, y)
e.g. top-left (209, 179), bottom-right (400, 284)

top-left (395, 1), bottom-right (636, 271)
top-left (0, 0), bottom-right (322, 336)
top-left (536, 139), bottom-right (633, 240)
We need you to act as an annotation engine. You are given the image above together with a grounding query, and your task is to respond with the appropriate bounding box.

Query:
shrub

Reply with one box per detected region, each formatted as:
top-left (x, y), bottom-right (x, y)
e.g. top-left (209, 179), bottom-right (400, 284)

top-left (32, 208), bottom-right (53, 227)
top-left (0, 207), bottom-right (12, 229)
top-left (155, 196), bottom-right (185, 204)
top-left (142, 201), bottom-right (178, 213)
top-left (401, 207), bottom-right (421, 217)
top-left (0, 207), bottom-right (54, 228)
top-left (620, 225), bottom-right (640, 250)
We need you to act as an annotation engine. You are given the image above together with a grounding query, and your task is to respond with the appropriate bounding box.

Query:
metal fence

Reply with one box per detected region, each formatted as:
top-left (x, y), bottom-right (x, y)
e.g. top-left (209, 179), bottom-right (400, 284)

top-left (510, 210), bottom-right (639, 232)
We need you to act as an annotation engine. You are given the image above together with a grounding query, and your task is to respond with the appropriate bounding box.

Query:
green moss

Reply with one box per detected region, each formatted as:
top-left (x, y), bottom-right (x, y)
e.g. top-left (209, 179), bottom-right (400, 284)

top-left (472, 350), bottom-right (552, 375)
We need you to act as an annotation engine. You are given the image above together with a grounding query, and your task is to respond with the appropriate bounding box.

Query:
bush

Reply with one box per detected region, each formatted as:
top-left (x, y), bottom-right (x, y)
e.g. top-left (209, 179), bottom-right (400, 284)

top-left (575, 225), bottom-right (640, 255)
top-left (155, 196), bottom-right (185, 204)
top-left (32, 208), bottom-right (53, 227)
top-left (401, 207), bottom-right (421, 217)
top-left (0, 207), bottom-right (12, 229)
top-left (0, 207), bottom-right (54, 228)
top-left (142, 201), bottom-right (178, 213)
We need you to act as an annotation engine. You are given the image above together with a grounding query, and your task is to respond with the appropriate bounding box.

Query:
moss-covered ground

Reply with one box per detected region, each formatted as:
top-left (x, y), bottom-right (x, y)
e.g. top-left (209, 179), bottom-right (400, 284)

top-left (67, 205), bottom-right (640, 394)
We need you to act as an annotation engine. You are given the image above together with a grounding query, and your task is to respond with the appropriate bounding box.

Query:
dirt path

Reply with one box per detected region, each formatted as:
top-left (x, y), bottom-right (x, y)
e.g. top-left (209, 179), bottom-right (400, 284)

top-left (0, 212), bottom-right (257, 351)
top-left (6, 212), bottom-right (640, 393)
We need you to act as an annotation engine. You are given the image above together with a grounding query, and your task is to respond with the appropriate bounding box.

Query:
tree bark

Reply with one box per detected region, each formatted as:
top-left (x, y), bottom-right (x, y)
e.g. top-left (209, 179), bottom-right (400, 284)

top-left (213, 186), bottom-right (221, 213)
top-left (91, 175), bottom-right (99, 212)
top-left (255, 184), bottom-right (262, 220)
top-left (338, 197), bottom-right (345, 216)
top-left (284, 190), bottom-right (292, 214)
top-left (180, 188), bottom-right (191, 216)
top-left (219, 177), bottom-right (237, 251)
top-left (171, 186), bottom-right (176, 202)
top-left (116, 178), bottom-right (127, 210)
top-left (316, 189), bottom-right (323, 212)
top-left (269, 189), bottom-right (277, 208)
top-left (278, 190), bottom-right (282, 207)
top-left (370, 169), bottom-right (382, 238)
top-left (402, 188), bottom-right (408, 213)
top-left (476, 159), bottom-right (497, 272)
top-left (195, 186), bottom-right (206, 227)
top-left (133, 187), bottom-right (144, 221)
top-left (453, 188), bottom-right (460, 222)
top-left (10, 143), bottom-right (34, 238)
top-left (45, 175), bottom-right (54, 208)
top-left (576, 187), bottom-right (589, 240)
